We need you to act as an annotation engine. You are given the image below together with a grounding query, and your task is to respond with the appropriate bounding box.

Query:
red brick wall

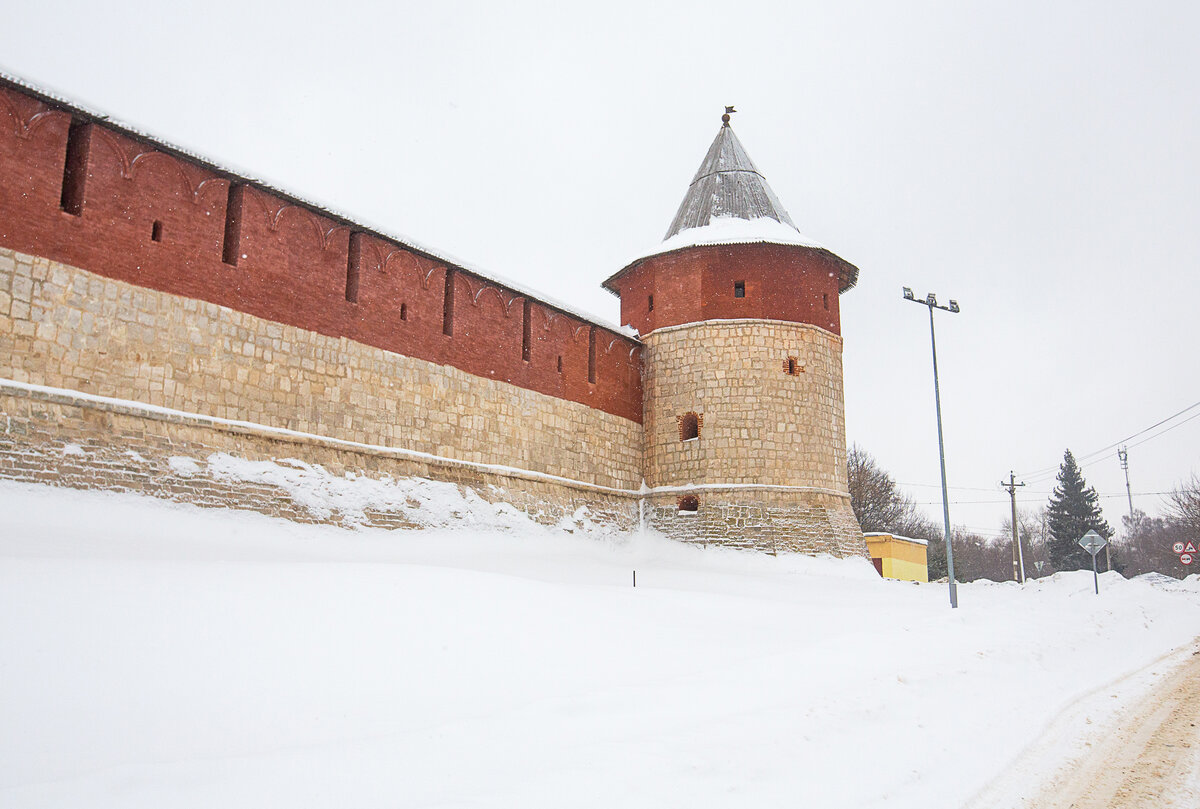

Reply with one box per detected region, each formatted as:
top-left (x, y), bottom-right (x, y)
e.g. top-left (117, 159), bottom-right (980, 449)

top-left (613, 243), bottom-right (843, 337)
top-left (0, 82), bottom-right (642, 423)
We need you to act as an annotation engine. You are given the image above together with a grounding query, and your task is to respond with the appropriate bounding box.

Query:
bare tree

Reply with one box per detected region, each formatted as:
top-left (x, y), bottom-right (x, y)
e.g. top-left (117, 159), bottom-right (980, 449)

top-left (1118, 510), bottom-right (1186, 578)
top-left (1168, 474), bottom-right (1200, 538)
top-left (846, 444), bottom-right (937, 538)
top-left (999, 507), bottom-right (1051, 579)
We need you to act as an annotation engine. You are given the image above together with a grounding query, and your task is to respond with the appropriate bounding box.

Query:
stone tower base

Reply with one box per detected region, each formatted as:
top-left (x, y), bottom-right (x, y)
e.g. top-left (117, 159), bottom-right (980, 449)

top-left (644, 487), bottom-right (867, 558)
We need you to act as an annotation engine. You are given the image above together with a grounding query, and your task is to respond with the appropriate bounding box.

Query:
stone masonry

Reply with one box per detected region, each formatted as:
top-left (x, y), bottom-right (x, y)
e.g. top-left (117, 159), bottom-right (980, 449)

top-left (639, 318), bottom-right (865, 557)
top-left (0, 72), bottom-right (868, 558)
top-left (0, 247), bottom-right (643, 525)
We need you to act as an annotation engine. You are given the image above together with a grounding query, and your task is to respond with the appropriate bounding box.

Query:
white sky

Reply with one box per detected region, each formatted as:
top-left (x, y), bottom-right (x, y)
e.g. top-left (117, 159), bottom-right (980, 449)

top-left (4, 0), bottom-right (1198, 539)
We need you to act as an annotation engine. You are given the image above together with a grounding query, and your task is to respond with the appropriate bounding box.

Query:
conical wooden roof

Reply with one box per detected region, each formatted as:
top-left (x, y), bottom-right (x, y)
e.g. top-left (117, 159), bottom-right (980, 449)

top-left (664, 123), bottom-right (797, 239)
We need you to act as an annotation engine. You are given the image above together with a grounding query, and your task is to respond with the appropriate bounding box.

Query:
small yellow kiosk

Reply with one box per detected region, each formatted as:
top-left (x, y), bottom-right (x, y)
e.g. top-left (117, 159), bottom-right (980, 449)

top-left (864, 532), bottom-right (929, 583)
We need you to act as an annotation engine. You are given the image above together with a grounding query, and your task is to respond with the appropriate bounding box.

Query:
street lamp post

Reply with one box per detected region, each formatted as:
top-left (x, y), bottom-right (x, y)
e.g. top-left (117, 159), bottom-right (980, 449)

top-left (903, 288), bottom-right (961, 608)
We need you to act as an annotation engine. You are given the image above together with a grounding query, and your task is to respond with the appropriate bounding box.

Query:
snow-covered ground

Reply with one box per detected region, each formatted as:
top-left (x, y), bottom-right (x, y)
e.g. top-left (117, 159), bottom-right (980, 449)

top-left (1, 480), bottom-right (1198, 808)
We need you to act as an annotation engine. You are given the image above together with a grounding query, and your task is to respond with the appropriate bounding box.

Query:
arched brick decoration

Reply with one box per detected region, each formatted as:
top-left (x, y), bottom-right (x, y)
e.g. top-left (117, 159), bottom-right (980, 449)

top-left (677, 411), bottom-right (701, 441)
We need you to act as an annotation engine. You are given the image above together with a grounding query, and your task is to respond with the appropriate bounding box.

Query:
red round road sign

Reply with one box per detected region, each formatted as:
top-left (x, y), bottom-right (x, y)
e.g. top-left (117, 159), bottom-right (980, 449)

top-left (1174, 542), bottom-right (1186, 554)
top-left (1182, 553), bottom-right (1194, 566)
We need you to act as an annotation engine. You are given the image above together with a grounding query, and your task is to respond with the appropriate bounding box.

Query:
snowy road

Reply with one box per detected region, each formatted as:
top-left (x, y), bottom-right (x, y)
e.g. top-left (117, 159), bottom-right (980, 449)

top-left (1032, 646), bottom-right (1200, 807)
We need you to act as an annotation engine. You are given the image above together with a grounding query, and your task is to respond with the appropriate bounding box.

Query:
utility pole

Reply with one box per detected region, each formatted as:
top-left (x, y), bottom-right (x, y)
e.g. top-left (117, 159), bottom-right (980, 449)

top-left (903, 287), bottom-right (961, 608)
top-left (1116, 446), bottom-right (1134, 572)
top-left (1001, 471), bottom-right (1026, 583)
top-left (1118, 446), bottom-right (1134, 515)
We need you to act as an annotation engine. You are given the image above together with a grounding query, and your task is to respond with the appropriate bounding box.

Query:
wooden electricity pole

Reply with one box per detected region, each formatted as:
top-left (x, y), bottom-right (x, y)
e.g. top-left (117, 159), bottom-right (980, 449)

top-left (1002, 471), bottom-right (1026, 583)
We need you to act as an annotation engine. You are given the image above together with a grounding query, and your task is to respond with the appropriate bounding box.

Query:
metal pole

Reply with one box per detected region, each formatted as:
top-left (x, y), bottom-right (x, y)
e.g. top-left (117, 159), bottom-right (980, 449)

top-left (1119, 446), bottom-right (1134, 516)
top-left (929, 305), bottom-right (957, 608)
top-left (1092, 553), bottom-right (1098, 595)
top-left (1114, 446), bottom-right (1134, 572)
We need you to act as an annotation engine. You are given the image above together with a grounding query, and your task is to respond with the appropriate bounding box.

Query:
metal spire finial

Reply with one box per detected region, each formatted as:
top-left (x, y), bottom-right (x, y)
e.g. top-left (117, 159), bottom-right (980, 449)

top-left (722, 105), bottom-right (737, 126)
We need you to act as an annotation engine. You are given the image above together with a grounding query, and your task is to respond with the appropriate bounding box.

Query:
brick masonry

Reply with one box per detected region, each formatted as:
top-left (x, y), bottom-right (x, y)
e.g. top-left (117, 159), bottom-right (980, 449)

top-left (0, 80), bottom-right (642, 423)
top-left (0, 75), bottom-right (867, 558)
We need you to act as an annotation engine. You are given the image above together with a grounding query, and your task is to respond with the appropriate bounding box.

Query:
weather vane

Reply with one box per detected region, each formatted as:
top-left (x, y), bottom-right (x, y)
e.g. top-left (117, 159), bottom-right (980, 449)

top-left (722, 105), bottom-right (737, 126)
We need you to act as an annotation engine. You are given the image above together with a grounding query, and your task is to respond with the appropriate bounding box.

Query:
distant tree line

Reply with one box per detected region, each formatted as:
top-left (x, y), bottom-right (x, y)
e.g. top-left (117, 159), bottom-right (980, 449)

top-left (847, 445), bottom-right (1200, 582)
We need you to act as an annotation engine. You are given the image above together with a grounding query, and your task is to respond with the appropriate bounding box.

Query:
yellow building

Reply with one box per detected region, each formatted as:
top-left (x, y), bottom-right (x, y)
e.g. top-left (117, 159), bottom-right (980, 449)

top-left (864, 532), bottom-right (929, 583)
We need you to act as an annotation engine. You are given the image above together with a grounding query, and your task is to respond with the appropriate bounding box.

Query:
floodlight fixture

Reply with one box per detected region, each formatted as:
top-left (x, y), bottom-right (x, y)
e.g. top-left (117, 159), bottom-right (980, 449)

top-left (902, 287), bottom-right (915, 300)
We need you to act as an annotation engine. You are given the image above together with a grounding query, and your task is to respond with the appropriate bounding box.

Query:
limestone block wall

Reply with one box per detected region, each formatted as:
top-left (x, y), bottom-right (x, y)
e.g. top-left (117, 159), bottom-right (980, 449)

top-left (0, 383), bottom-right (639, 531)
top-left (644, 488), bottom-right (866, 557)
top-left (639, 318), bottom-right (864, 557)
top-left (0, 247), bottom-right (643, 492)
top-left (641, 319), bottom-right (851, 490)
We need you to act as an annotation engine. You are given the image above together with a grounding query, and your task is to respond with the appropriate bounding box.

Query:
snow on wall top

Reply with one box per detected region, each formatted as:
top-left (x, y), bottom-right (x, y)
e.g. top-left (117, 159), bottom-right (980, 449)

top-left (637, 215), bottom-right (826, 261)
top-left (863, 532), bottom-right (930, 547)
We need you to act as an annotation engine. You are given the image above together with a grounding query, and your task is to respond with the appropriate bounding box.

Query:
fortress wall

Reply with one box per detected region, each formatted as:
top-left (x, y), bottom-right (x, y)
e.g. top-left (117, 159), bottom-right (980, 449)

top-left (0, 248), bottom-right (643, 519)
top-left (0, 384), bottom-right (639, 532)
top-left (0, 81), bottom-right (642, 423)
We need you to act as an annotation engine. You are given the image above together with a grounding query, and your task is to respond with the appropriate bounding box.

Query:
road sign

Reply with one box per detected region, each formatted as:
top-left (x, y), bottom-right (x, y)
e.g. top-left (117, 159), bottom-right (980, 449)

top-left (1078, 530), bottom-right (1107, 595)
top-left (1185, 542), bottom-right (1198, 554)
top-left (1182, 553), bottom-right (1194, 566)
top-left (1174, 542), bottom-right (1186, 554)
top-left (1078, 530), bottom-right (1107, 556)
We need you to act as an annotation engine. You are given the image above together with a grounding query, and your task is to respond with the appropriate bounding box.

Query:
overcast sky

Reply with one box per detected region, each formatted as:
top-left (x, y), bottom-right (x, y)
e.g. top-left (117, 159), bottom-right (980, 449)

top-left (4, 0), bottom-right (1198, 539)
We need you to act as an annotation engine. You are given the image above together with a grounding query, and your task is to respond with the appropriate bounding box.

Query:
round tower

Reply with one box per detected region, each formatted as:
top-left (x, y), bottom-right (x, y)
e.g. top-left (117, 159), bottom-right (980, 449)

top-left (603, 114), bottom-right (865, 557)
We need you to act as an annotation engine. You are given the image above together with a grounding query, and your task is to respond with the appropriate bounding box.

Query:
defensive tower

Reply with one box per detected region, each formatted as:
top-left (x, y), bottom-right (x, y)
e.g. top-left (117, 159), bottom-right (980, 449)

top-left (603, 114), bottom-right (866, 555)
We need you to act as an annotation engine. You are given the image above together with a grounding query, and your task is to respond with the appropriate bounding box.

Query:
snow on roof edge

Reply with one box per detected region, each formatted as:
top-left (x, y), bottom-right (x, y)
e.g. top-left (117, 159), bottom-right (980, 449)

top-left (602, 216), bottom-right (846, 294)
top-left (863, 532), bottom-right (930, 547)
top-left (0, 68), bottom-right (633, 340)
top-left (638, 216), bottom-right (827, 264)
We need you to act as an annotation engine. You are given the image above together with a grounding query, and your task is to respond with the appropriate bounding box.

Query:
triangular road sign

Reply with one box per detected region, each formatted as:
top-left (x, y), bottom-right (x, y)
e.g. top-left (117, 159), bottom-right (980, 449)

top-left (1185, 542), bottom-right (1198, 554)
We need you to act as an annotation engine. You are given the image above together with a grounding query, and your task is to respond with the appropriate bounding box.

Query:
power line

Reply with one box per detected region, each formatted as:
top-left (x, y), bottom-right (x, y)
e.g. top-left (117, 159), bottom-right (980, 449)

top-left (1017, 397), bottom-right (1200, 481)
top-left (897, 481), bottom-right (1005, 493)
top-left (1124, 409), bottom-right (1200, 453)
top-left (895, 399), bottom-right (1200, 496)
top-left (911, 491), bottom-right (1175, 506)
top-left (1025, 412), bottom-right (1200, 486)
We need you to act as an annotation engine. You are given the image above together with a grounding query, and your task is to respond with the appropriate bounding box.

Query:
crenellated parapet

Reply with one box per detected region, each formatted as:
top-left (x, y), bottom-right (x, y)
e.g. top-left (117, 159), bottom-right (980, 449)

top-left (0, 76), bottom-right (642, 423)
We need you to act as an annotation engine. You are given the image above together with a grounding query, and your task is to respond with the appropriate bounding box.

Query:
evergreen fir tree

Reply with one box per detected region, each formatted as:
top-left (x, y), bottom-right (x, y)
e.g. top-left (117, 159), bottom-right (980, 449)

top-left (1046, 449), bottom-right (1113, 571)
